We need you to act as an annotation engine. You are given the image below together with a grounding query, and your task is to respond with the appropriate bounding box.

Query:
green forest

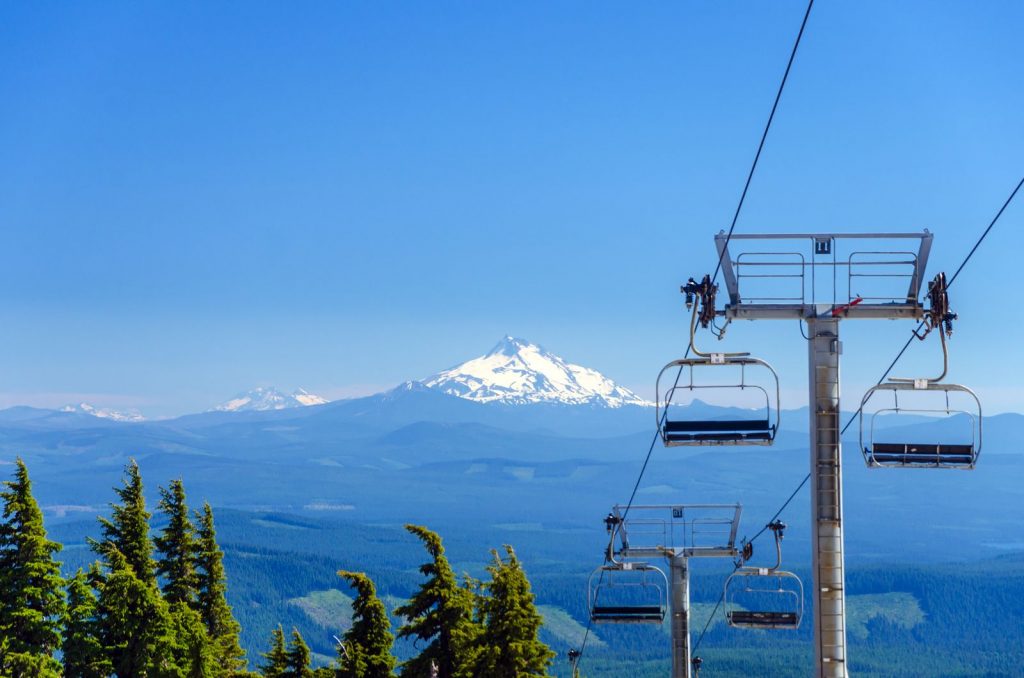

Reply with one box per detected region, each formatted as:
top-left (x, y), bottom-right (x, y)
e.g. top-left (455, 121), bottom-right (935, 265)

top-left (4, 458), bottom-right (1024, 678)
top-left (0, 459), bottom-right (554, 678)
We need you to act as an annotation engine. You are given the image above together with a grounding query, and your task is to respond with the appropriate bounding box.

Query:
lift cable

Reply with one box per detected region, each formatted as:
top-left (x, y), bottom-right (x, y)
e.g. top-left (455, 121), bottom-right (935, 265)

top-left (573, 2), bottom-right (816, 670)
top-left (692, 172), bottom-right (1024, 655)
top-left (573, 428), bottom-right (659, 671)
top-left (711, 0), bottom-right (815, 286)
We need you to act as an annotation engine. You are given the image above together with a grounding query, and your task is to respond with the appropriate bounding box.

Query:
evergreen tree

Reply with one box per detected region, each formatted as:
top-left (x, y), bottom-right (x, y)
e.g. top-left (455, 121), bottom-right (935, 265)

top-left (394, 525), bottom-right (480, 678)
top-left (283, 628), bottom-right (312, 678)
top-left (62, 568), bottom-right (111, 678)
top-left (0, 458), bottom-right (65, 675)
top-left (171, 601), bottom-right (218, 678)
top-left (155, 479), bottom-right (199, 605)
top-left (259, 625), bottom-right (288, 678)
top-left (94, 546), bottom-right (181, 677)
top-left (92, 459), bottom-right (156, 583)
top-left (0, 641), bottom-right (62, 678)
top-left (195, 502), bottom-right (247, 674)
top-left (472, 546), bottom-right (554, 678)
top-left (336, 570), bottom-right (396, 678)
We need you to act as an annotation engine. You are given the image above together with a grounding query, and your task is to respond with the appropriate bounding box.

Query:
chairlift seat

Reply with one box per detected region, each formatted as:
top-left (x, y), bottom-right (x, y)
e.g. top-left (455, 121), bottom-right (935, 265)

top-left (663, 419), bottom-right (774, 444)
top-left (591, 605), bottom-right (665, 624)
top-left (727, 610), bottom-right (799, 628)
top-left (868, 442), bottom-right (975, 466)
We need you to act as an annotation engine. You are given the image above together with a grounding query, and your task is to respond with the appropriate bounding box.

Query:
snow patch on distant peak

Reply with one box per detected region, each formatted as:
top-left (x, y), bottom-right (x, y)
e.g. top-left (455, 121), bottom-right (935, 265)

top-left (211, 387), bottom-right (329, 412)
top-left (411, 336), bottom-right (649, 408)
top-left (60, 403), bottom-right (146, 422)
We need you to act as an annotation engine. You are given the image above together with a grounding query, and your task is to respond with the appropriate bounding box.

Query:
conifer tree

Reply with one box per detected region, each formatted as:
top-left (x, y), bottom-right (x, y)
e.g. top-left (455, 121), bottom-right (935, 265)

top-left (171, 601), bottom-right (218, 678)
top-left (336, 570), bottom-right (396, 678)
top-left (0, 458), bottom-right (65, 675)
top-left (260, 626), bottom-right (288, 678)
top-left (394, 525), bottom-right (480, 678)
top-left (283, 628), bottom-right (312, 678)
top-left (472, 546), bottom-right (554, 678)
top-left (93, 459), bottom-right (156, 583)
top-left (94, 547), bottom-right (181, 677)
top-left (155, 479), bottom-right (199, 605)
top-left (0, 643), bottom-right (62, 678)
top-left (62, 568), bottom-right (111, 678)
top-left (195, 502), bottom-right (247, 674)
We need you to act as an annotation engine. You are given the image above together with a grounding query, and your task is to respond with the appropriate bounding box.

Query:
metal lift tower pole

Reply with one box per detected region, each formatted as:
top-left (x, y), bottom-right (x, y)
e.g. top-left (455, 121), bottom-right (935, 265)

top-left (670, 554), bottom-right (691, 678)
top-left (807, 317), bottom-right (847, 675)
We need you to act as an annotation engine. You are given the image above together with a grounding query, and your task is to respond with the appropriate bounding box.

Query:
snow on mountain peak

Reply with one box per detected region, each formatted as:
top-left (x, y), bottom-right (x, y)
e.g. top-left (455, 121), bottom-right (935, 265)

top-left (211, 387), bottom-right (329, 412)
top-left (60, 403), bottom-right (146, 422)
top-left (414, 336), bottom-right (649, 407)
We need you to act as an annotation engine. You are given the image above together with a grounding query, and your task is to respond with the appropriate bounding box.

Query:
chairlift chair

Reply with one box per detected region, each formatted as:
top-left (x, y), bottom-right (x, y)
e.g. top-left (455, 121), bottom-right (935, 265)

top-left (588, 562), bottom-right (668, 625)
top-left (860, 380), bottom-right (981, 469)
top-left (724, 568), bottom-right (804, 629)
top-left (724, 521), bottom-right (803, 630)
top-left (656, 356), bottom-right (781, 446)
top-left (656, 274), bottom-right (782, 446)
top-left (859, 281), bottom-right (982, 469)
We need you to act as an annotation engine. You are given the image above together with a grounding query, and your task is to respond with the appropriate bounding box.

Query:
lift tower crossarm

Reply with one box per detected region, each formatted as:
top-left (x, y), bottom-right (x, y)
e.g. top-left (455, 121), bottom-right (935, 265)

top-left (715, 231), bottom-right (932, 319)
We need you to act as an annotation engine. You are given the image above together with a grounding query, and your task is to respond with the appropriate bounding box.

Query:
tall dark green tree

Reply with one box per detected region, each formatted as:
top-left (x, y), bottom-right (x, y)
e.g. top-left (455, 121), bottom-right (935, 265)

top-left (283, 628), bottom-right (312, 678)
top-left (260, 626), bottom-right (288, 678)
top-left (394, 525), bottom-right (480, 678)
top-left (0, 458), bottom-right (65, 675)
top-left (155, 479), bottom-right (199, 605)
top-left (472, 546), bottom-right (554, 678)
top-left (170, 601), bottom-right (217, 678)
top-left (336, 570), bottom-right (395, 678)
top-left (195, 502), bottom-right (246, 674)
top-left (93, 459), bottom-right (156, 583)
top-left (62, 567), bottom-right (111, 678)
top-left (94, 547), bottom-right (181, 677)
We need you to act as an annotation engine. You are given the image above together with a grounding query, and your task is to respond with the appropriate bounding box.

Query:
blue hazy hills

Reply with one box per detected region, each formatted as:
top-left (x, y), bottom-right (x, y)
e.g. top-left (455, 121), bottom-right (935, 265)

top-left (1, 387), bottom-right (1021, 565)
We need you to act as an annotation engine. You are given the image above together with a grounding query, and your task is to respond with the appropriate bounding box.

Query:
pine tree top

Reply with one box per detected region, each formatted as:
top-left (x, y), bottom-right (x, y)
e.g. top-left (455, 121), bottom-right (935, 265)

top-left (154, 478), bottom-right (198, 605)
top-left (93, 459), bottom-right (156, 583)
top-left (0, 458), bottom-right (66, 658)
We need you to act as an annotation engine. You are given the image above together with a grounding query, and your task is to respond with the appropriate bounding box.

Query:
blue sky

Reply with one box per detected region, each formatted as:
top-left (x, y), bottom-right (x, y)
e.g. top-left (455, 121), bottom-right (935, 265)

top-left (1, 1), bottom-right (1022, 416)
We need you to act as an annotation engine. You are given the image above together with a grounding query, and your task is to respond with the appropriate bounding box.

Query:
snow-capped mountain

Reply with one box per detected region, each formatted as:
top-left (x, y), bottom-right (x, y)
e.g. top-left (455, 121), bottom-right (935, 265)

top-left (412, 336), bottom-right (649, 407)
top-left (212, 387), bottom-right (329, 412)
top-left (60, 402), bottom-right (146, 422)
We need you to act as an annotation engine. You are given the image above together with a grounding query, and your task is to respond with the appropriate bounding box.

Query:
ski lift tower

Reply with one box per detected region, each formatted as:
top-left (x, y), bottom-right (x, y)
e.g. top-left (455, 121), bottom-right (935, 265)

top-left (594, 503), bottom-right (743, 678)
top-left (714, 231), bottom-right (933, 677)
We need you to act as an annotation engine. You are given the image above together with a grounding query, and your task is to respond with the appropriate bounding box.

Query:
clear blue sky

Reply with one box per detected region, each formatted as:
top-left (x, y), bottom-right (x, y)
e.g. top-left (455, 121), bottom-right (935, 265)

top-left (1, 1), bottom-right (1022, 416)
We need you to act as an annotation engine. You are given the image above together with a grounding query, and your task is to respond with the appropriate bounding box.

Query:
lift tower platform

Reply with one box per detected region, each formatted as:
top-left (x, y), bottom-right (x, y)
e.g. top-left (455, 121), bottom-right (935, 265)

top-left (714, 231), bottom-right (933, 678)
top-left (594, 503), bottom-right (742, 678)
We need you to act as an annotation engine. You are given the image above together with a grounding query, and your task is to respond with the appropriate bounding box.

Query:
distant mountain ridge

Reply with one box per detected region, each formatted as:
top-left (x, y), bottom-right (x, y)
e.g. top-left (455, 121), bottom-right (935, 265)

top-left (211, 387), bottom-right (328, 412)
top-left (409, 336), bottom-right (649, 408)
top-left (60, 402), bottom-right (145, 422)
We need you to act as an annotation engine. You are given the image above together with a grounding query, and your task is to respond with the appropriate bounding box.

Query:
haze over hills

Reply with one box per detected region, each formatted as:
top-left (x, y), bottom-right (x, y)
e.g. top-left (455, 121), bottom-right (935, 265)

top-left (1, 333), bottom-right (1020, 567)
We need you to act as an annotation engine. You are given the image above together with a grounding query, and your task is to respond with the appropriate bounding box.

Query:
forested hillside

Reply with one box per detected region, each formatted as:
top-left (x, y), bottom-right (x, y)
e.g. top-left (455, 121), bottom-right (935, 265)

top-left (5, 457), bottom-right (1023, 677)
top-left (1, 459), bottom-right (555, 677)
top-left (48, 505), bottom-right (1024, 677)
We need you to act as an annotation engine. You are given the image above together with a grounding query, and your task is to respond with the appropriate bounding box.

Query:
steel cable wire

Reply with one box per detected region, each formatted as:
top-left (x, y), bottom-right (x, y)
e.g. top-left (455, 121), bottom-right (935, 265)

top-left (573, 1), bottom-right (816, 671)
